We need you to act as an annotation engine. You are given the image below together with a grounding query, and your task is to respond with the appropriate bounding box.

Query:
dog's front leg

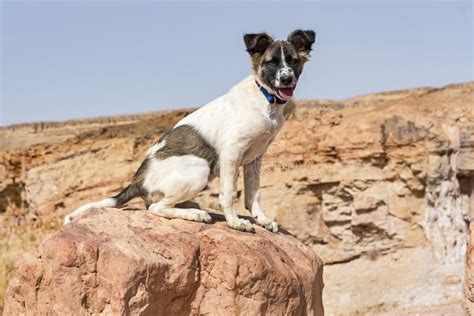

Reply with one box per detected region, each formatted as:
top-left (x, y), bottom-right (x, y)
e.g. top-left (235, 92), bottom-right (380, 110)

top-left (244, 158), bottom-right (278, 233)
top-left (219, 154), bottom-right (255, 232)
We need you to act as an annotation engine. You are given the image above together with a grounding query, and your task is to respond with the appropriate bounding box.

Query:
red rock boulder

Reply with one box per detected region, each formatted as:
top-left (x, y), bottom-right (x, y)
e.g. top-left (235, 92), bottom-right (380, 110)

top-left (4, 208), bottom-right (324, 315)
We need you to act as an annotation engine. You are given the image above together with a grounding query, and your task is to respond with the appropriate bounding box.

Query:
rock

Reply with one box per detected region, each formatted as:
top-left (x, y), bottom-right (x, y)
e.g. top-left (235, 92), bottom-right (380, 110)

top-left (3, 208), bottom-right (324, 315)
top-left (464, 222), bottom-right (474, 314)
top-left (323, 247), bottom-right (463, 314)
top-left (353, 195), bottom-right (380, 213)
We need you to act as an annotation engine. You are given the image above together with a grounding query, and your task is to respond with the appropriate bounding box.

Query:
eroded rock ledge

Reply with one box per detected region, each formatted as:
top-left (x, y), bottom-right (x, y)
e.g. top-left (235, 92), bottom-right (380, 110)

top-left (4, 208), bottom-right (324, 315)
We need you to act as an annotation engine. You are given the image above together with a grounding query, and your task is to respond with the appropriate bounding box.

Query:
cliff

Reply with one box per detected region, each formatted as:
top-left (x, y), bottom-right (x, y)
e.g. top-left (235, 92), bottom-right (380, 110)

top-left (1, 82), bottom-right (473, 314)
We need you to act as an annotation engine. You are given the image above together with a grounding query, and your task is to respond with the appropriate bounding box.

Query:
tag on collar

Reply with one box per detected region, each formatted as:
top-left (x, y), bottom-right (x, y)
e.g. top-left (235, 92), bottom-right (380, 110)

top-left (269, 105), bottom-right (277, 119)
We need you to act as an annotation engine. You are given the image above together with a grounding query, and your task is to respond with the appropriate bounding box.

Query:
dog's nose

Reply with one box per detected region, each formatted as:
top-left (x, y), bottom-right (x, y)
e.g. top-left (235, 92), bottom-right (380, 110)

top-left (280, 75), bottom-right (293, 85)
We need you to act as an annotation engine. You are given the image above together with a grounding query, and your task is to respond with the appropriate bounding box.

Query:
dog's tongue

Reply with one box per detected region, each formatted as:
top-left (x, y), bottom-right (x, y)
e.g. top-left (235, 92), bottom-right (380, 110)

top-left (277, 88), bottom-right (294, 100)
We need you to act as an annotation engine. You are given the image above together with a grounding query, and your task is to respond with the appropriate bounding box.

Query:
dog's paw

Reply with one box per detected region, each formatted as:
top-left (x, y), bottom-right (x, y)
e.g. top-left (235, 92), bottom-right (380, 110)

top-left (197, 212), bottom-right (212, 223)
top-left (228, 218), bottom-right (255, 233)
top-left (255, 217), bottom-right (279, 233)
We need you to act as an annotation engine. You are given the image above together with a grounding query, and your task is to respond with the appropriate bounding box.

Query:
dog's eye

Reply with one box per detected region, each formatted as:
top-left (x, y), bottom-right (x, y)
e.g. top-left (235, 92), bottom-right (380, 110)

top-left (287, 56), bottom-right (299, 65)
top-left (266, 58), bottom-right (279, 66)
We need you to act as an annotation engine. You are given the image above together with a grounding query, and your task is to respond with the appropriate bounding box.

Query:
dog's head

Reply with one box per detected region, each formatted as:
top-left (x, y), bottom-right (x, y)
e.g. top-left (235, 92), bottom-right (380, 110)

top-left (244, 30), bottom-right (316, 100)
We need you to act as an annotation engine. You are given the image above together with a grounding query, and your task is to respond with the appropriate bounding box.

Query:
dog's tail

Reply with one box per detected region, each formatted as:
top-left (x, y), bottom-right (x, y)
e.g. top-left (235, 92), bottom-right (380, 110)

top-left (63, 182), bottom-right (140, 225)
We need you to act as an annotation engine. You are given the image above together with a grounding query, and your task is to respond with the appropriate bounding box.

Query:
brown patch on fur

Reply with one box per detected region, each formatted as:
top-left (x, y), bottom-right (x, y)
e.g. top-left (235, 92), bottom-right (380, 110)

top-left (251, 41), bottom-right (288, 74)
top-left (297, 52), bottom-right (311, 64)
top-left (113, 125), bottom-right (218, 207)
top-left (244, 33), bottom-right (274, 73)
top-left (152, 125), bottom-right (218, 171)
top-left (250, 53), bottom-right (264, 73)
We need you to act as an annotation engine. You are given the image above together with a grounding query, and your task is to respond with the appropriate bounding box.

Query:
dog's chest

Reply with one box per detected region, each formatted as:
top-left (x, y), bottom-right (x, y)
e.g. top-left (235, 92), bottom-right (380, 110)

top-left (241, 113), bottom-right (282, 165)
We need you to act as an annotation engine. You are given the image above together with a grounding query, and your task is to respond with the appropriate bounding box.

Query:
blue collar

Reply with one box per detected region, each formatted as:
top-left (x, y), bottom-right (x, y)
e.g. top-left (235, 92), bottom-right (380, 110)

top-left (255, 81), bottom-right (287, 105)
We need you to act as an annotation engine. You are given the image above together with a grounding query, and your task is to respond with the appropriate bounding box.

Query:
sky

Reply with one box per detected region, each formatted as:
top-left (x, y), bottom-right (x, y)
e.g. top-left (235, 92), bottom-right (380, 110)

top-left (1, 1), bottom-right (472, 126)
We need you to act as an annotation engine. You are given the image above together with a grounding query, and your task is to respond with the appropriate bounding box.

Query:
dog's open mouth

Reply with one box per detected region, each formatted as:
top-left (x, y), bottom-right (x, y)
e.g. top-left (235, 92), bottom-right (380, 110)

top-left (276, 87), bottom-right (294, 100)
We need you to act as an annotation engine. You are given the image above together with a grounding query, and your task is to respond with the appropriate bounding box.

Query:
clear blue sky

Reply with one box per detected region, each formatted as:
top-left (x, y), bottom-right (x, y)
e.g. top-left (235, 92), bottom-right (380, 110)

top-left (1, 1), bottom-right (472, 126)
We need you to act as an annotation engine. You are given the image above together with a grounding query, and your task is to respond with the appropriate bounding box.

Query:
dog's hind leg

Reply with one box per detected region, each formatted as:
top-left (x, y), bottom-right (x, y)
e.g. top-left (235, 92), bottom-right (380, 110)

top-left (148, 197), bottom-right (212, 223)
top-left (145, 155), bottom-right (212, 223)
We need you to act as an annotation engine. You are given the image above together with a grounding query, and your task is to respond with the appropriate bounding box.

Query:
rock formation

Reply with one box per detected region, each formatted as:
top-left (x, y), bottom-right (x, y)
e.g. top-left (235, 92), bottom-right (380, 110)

top-left (464, 222), bottom-right (474, 314)
top-left (3, 208), bottom-right (324, 315)
top-left (1, 82), bottom-right (473, 314)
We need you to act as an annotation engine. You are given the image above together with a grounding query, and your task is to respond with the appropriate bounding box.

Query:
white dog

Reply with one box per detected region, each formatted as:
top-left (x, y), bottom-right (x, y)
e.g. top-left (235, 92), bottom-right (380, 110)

top-left (64, 30), bottom-right (316, 232)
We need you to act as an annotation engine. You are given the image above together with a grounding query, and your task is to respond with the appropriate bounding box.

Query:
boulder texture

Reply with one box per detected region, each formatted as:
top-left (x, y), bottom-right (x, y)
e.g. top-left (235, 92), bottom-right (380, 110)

top-left (3, 208), bottom-right (324, 315)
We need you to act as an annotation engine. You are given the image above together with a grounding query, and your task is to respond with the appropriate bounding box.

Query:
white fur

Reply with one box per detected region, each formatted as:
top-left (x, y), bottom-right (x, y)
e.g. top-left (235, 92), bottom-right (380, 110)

top-left (244, 158), bottom-right (278, 232)
top-left (149, 203), bottom-right (212, 223)
top-left (142, 155), bottom-right (210, 201)
top-left (65, 75), bottom-right (284, 232)
top-left (147, 140), bottom-right (166, 156)
top-left (141, 155), bottom-right (213, 224)
top-left (275, 45), bottom-right (295, 87)
top-left (63, 197), bottom-right (116, 224)
top-left (175, 75), bottom-right (284, 232)
top-left (176, 75), bottom-right (285, 157)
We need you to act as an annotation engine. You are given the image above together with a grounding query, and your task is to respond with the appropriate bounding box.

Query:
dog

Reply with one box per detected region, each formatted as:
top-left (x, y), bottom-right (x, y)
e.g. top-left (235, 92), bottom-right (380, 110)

top-left (64, 29), bottom-right (316, 232)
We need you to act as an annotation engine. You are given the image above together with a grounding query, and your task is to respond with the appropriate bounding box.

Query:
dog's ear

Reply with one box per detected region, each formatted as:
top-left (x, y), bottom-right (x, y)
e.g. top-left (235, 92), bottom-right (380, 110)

top-left (288, 30), bottom-right (316, 58)
top-left (243, 33), bottom-right (273, 55)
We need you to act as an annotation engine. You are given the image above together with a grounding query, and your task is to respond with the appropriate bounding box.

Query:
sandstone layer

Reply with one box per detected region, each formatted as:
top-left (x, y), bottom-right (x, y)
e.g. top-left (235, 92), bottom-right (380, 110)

top-left (464, 222), bottom-right (474, 314)
top-left (4, 208), bottom-right (324, 315)
top-left (1, 82), bottom-right (473, 314)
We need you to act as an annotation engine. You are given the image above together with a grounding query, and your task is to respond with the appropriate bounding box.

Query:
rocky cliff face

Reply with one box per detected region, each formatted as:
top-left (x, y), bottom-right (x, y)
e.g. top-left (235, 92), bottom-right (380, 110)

top-left (4, 208), bottom-right (324, 315)
top-left (464, 222), bottom-right (474, 314)
top-left (1, 82), bottom-right (473, 314)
